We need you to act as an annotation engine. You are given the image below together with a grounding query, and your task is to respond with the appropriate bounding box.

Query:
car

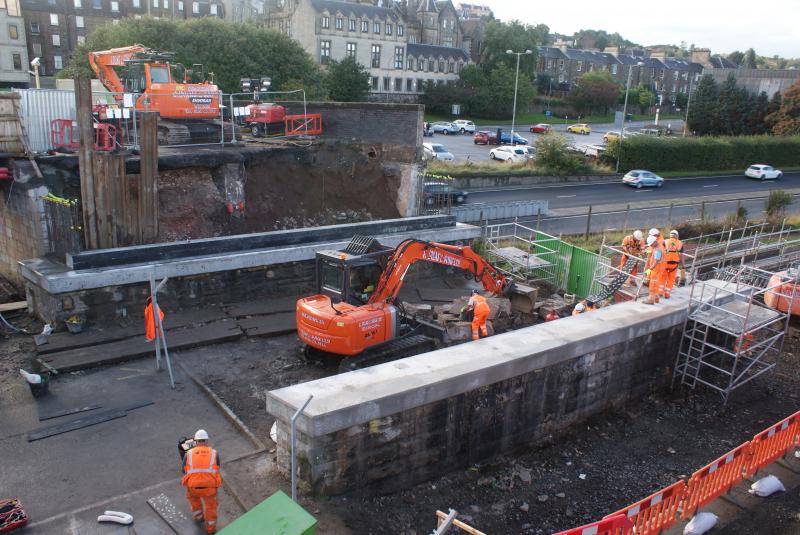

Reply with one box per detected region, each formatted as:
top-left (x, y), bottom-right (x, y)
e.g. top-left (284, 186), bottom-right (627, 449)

top-left (567, 123), bottom-right (591, 135)
top-left (497, 131), bottom-right (530, 145)
top-left (639, 128), bottom-right (661, 137)
top-left (622, 169), bottom-right (664, 189)
top-left (473, 131), bottom-right (491, 144)
top-left (490, 145), bottom-right (527, 162)
top-left (529, 123), bottom-right (552, 134)
top-left (522, 146), bottom-right (535, 159)
top-left (452, 120), bottom-right (476, 134)
top-left (603, 131), bottom-right (622, 143)
top-left (430, 121), bottom-right (460, 135)
top-left (423, 142), bottom-right (454, 161)
top-left (423, 182), bottom-right (468, 206)
top-left (745, 164), bottom-right (783, 180)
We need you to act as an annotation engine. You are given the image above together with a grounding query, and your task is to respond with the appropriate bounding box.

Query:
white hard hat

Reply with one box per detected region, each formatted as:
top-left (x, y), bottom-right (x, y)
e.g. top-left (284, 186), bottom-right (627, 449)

top-left (670, 229), bottom-right (679, 237)
top-left (575, 303), bottom-right (586, 312)
top-left (646, 235), bottom-right (657, 246)
top-left (194, 429), bottom-right (209, 441)
top-left (633, 230), bottom-right (643, 241)
top-left (649, 228), bottom-right (660, 236)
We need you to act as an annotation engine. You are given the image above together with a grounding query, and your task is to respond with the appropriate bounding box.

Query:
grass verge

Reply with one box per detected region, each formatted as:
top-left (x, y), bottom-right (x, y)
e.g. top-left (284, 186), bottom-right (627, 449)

top-left (425, 112), bottom-right (684, 126)
top-left (659, 166), bottom-right (800, 178)
top-left (427, 160), bottom-right (613, 178)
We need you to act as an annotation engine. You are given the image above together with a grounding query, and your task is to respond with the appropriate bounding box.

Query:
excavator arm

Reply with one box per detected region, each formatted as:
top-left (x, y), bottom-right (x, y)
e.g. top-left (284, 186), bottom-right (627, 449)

top-left (88, 44), bottom-right (148, 95)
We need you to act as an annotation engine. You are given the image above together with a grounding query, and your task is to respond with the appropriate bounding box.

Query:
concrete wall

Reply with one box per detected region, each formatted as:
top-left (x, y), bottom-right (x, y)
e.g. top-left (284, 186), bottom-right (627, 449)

top-left (0, 182), bottom-right (48, 289)
top-left (452, 173), bottom-right (620, 190)
top-left (266, 290), bottom-right (691, 495)
top-left (704, 68), bottom-right (800, 96)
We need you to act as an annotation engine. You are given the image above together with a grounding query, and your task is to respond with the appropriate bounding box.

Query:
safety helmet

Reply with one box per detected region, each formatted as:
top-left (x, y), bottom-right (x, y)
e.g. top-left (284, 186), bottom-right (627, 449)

top-left (670, 229), bottom-right (679, 237)
top-left (633, 230), bottom-right (643, 241)
top-left (649, 228), bottom-right (660, 236)
top-left (194, 429), bottom-right (209, 441)
top-left (471, 288), bottom-right (479, 295)
top-left (646, 235), bottom-right (657, 246)
top-left (586, 299), bottom-right (595, 307)
top-left (575, 303), bottom-right (586, 312)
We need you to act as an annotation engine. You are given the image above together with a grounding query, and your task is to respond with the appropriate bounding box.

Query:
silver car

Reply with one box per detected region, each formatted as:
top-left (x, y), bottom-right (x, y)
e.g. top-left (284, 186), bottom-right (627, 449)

top-left (423, 142), bottom-right (455, 161)
top-left (430, 122), bottom-right (459, 135)
top-left (622, 169), bottom-right (664, 189)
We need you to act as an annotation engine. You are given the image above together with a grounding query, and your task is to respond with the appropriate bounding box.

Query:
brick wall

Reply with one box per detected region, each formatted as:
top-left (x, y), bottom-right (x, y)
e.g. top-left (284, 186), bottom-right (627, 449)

top-left (0, 183), bottom-right (49, 289)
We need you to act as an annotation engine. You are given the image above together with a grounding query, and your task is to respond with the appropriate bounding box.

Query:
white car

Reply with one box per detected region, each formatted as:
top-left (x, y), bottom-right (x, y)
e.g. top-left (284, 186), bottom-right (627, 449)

top-left (451, 120), bottom-right (476, 134)
top-left (489, 145), bottom-right (527, 162)
top-left (745, 164), bottom-right (783, 180)
top-left (423, 142), bottom-right (455, 161)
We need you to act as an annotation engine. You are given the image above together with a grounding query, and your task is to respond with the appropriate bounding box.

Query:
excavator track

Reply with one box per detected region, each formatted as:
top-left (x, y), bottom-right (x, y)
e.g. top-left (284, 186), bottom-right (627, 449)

top-left (157, 119), bottom-right (232, 145)
top-left (336, 334), bottom-right (437, 373)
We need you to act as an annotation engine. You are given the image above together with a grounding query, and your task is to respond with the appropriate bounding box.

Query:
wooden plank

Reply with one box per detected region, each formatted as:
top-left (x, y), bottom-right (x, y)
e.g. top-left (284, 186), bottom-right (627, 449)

top-left (38, 404), bottom-right (102, 421)
top-left (0, 301), bottom-right (26, 313)
top-left (76, 78), bottom-right (98, 249)
top-left (139, 111), bottom-right (159, 243)
top-left (417, 288), bottom-right (472, 303)
top-left (238, 312), bottom-right (296, 337)
top-left (27, 409), bottom-right (127, 442)
top-left (224, 296), bottom-right (298, 318)
top-left (40, 320), bottom-right (243, 373)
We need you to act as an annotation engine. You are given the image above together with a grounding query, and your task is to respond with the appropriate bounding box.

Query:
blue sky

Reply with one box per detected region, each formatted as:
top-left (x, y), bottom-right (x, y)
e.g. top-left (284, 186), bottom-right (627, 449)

top-left (476, 0), bottom-right (797, 58)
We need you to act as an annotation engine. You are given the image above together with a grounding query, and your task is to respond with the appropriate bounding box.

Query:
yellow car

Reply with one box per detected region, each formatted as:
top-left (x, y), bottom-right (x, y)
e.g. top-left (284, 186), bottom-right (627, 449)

top-left (603, 130), bottom-right (621, 143)
top-left (567, 123), bottom-right (591, 135)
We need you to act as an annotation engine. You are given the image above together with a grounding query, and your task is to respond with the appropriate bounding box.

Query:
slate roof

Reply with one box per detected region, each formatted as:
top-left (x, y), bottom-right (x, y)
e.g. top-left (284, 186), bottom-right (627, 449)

top-left (661, 57), bottom-right (692, 71)
top-left (538, 47), bottom-right (568, 60)
top-left (709, 56), bottom-right (739, 69)
top-left (310, 0), bottom-right (399, 20)
top-left (563, 49), bottom-right (620, 64)
top-left (407, 43), bottom-right (469, 61)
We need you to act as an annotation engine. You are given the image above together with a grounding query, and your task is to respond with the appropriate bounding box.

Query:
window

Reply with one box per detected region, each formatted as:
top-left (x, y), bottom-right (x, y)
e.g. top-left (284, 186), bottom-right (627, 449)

top-left (12, 53), bottom-right (22, 70)
top-left (111, 1), bottom-right (119, 11)
top-left (611, 63), bottom-right (618, 75)
top-left (373, 22), bottom-right (380, 34)
top-left (371, 44), bottom-right (381, 68)
top-left (417, 78), bottom-right (423, 91)
top-left (547, 59), bottom-right (553, 69)
top-left (8, 24), bottom-right (18, 40)
top-left (74, 0), bottom-right (82, 7)
top-left (32, 43), bottom-right (42, 57)
top-left (558, 59), bottom-right (564, 71)
top-left (178, 1), bottom-right (184, 10)
top-left (210, 3), bottom-right (218, 15)
top-left (394, 77), bottom-right (402, 91)
top-left (133, 0), bottom-right (140, 6)
top-left (54, 55), bottom-right (63, 70)
top-left (50, 13), bottom-right (59, 26)
top-left (383, 77), bottom-right (390, 91)
top-left (406, 79), bottom-right (413, 92)
top-left (457, 62), bottom-right (463, 73)
top-left (164, 0), bottom-right (169, 9)
top-left (52, 34), bottom-right (60, 46)
top-left (386, 23), bottom-right (392, 35)
top-left (346, 42), bottom-right (356, 58)
top-left (31, 22), bottom-right (40, 34)
top-left (92, 0), bottom-right (101, 8)
top-left (153, 0), bottom-right (159, 7)
top-left (321, 16), bottom-right (329, 29)
top-left (349, 19), bottom-right (356, 31)
top-left (407, 57), bottom-right (414, 70)
top-left (448, 61), bottom-right (453, 73)
top-left (394, 46), bottom-right (403, 69)
top-left (438, 60), bottom-right (444, 72)
top-left (77, 35), bottom-right (85, 44)
top-left (398, 25), bottom-right (404, 37)
top-left (320, 40), bottom-right (331, 64)
top-left (371, 76), bottom-right (378, 90)
top-left (76, 16), bottom-right (84, 28)
top-left (335, 18), bottom-right (342, 30)
top-left (576, 61), bottom-right (582, 72)
top-left (361, 20), bottom-right (368, 32)
top-left (192, 2), bottom-right (199, 14)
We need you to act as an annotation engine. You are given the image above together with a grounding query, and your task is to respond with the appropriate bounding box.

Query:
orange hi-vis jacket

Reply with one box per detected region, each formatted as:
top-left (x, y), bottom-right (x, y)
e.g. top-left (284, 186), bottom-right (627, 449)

top-left (621, 234), bottom-right (643, 256)
top-left (646, 241), bottom-right (665, 271)
top-left (182, 445), bottom-right (222, 489)
top-left (144, 299), bottom-right (164, 341)
top-left (664, 237), bottom-right (683, 272)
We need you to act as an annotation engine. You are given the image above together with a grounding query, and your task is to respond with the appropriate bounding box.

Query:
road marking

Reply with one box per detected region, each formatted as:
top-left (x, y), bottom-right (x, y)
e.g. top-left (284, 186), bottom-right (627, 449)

top-left (634, 189), bottom-right (653, 193)
top-left (557, 194), bottom-right (577, 198)
top-left (703, 185), bottom-right (719, 188)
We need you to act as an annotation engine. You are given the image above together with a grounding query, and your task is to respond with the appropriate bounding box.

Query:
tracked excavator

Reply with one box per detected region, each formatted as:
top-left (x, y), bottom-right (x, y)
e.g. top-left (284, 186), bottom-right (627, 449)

top-left (88, 44), bottom-right (223, 144)
top-left (296, 236), bottom-right (515, 371)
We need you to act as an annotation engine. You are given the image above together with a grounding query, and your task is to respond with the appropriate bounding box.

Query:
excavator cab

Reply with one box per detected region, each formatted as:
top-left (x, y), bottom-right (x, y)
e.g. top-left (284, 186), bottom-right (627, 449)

top-left (315, 236), bottom-right (393, 306)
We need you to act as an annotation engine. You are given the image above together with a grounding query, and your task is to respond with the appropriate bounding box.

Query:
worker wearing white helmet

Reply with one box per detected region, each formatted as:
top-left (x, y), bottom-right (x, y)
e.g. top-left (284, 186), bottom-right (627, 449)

top-left (619, 230), bottom-right (646, 283)
top-left (572, 302), bottom-right (586, 316)
top-left (664, 230), bottom-right (684, 297)
top-left (182, 429), bottom-right (222, 533)
top-left (649, 228), bottom-right (664, 246)
top-left (644, 234), bottom-right (666, 304)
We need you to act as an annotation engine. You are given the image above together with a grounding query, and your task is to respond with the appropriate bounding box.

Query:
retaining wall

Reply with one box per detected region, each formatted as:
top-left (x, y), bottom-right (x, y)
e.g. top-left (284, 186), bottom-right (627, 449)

top-left (452, 173), bottom-right (619, 190)
top-left (0, 182), bottom-right (49, 289)
top-left (266, 288), bottom-right (691, 496)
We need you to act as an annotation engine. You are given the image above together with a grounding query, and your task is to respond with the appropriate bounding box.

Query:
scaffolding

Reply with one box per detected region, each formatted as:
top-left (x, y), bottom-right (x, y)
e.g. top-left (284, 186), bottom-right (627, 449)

top-left (673, 264), bottom-right (796, 404)
top-left (483, 222), bottom-right (558, 284)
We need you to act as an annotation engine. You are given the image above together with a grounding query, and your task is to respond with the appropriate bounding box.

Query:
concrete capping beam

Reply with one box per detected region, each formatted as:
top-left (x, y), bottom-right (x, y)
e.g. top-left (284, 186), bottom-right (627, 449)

top-left (19, 222), bottom-right (481, 294)
top-left (266, 289), bottom-right (692, 437)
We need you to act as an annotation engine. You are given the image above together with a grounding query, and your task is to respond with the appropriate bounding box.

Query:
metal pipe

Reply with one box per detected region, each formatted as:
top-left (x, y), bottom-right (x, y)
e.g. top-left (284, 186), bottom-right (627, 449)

top-left (291, 394), bottom-right (313, 502)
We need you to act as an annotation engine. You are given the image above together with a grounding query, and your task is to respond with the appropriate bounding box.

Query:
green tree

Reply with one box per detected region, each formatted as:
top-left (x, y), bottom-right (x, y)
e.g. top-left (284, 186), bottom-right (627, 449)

top-left (637, 86), bottom-right (656, 114)
top-left (766, 190), bottom-right (792, 222)
top-left (479, 19), bottom-right (545, 75)
top-left (674, 91), bottom-right (688, 109)
top-left (767, 79), bottom-right (800, 135)
top-left (566, 71), bottom-right (621, 115)
top-left (324, 57), bottom-right (369, 102)
top-left (535, 72), bottom-right (551, 95)
top-left (727, 50), bottom-right (745, 65)
top-left (687, 74), bottom-right (719, 135)
top-left (743, 48), bottom-right (757, 69)
top-left (533, 133), bottom-right (583, 174)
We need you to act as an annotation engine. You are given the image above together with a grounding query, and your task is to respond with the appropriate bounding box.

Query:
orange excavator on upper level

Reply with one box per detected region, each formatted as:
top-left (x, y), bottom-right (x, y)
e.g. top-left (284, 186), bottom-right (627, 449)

top-left (296, 237), bottom-right (514, 371)
top-left (88, 44), bottom-right (222, 144)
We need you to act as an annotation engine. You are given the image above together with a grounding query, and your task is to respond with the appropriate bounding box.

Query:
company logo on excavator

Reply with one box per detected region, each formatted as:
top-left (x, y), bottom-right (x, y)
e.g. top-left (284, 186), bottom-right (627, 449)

top-left (298, 327), bottom-right (331, 346)
top-left (421, 249), bottom-right (461, 267)
top-left (300, 311), bottom-right (326, 326)
top-left (358, 317), bottom-right (382, 332)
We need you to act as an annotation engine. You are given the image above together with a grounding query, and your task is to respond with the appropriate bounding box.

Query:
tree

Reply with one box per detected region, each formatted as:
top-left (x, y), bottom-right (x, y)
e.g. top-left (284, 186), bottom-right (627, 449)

top-left (687, 74), bottom-right (719, 135)
top-left (767, 79), bottom-right (800, 135)
top-left (743, 48), bottom-right (757, 69)
top-left (535, 72), bottom-right (551, 95)
top-left (533, 133), bottom-right (583, 174)
top-left (637, 86), bottom-right (656, 114)
top-left (674, 91), bottom-right (688, 110)
top-left (325, 57), bottom-right (369, 102)
top-left (479, 20), bottom-right (544, 76)
top-left (727, 50), bottom-right (745, 65)
top-left (566, 71), bottom-right (621, 115)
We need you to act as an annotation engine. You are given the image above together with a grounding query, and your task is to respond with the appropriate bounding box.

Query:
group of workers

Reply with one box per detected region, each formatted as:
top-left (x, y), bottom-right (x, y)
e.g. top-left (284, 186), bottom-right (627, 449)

top-left (619, 227), bottom-right (685, 305)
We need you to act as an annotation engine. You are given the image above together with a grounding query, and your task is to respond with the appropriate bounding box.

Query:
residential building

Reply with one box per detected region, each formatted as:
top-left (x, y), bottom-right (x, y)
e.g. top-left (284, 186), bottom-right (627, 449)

top-left (454, 2), bottom-right (491, 20)
top-left (705, 67), bottom-right (800, 97)
top-left (0, 0), bottom-right (28, 87)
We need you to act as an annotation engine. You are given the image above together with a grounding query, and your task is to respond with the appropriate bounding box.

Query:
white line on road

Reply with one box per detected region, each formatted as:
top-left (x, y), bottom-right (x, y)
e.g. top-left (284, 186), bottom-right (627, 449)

top-left (634, 190), bottom-right (653, 193)
top-left (703, 185), bottom-right (719, 188)
top-left (557, 195), bottom-right (577, 198)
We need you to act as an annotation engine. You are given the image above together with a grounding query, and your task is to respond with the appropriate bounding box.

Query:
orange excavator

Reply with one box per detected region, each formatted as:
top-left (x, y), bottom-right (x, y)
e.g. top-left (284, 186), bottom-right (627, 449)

top-left (88, 44), bottom-right (222, 144)
top-left (296, 236), bottom-right (513, 371)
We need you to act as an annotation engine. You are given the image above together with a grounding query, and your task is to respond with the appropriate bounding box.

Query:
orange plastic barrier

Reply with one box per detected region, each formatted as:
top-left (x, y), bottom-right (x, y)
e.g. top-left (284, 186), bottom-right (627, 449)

top-left (682, 441), bottom-right (751, 519)
top-left (745, 410), bottom-right (800, 478)
top-left (51, 119), bottom-right (79, 149)
top-left (552, 514), bottom-right (633, 535)
top-left (285, 113), bottom-right (323, 136)
top-left (604, 480), bottom-right (684, 535)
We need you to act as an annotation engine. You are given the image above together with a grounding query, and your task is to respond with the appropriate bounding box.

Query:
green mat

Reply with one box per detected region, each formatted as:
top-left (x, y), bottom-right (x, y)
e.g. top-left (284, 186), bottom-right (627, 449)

top-left (218, 491), bottom-right (316, 535)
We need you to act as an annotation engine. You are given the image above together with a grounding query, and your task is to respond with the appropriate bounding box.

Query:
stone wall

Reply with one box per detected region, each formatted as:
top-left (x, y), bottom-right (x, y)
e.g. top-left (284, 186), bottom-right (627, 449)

top-left (0, 183), bottom-right (49, 289)
top-left (267, 291), bottom-right (691, 495)
top-left (452, 173), bottom-right (620, 190)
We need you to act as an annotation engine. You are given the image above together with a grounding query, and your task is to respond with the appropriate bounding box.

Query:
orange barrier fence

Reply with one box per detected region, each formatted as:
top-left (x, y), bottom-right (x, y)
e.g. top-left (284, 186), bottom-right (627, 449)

top-left (553, 514), bottom-right (633, 535)
top-left (285, 114), bottom-right (323, 136)
top-left (604, 480), bottom-right (684, 535)
top-left (745, 410), bottom-right (800, 478)
top-left (681, 441), bottom-right (751, 519)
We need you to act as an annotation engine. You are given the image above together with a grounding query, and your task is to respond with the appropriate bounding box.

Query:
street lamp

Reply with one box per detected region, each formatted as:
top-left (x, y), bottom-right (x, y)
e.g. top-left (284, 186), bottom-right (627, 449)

top-left (616, 61), bottom-right (645, 173)
top-left (683, 75), bottom-right (694, 137)
top-left (507, 49), bottom-right (532, 145)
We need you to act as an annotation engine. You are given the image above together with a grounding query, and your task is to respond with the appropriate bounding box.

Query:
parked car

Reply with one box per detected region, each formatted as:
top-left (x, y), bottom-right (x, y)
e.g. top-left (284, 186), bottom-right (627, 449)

top-left (603, 131), bottom-right (622, 143)
top-left (529, 123), bottom-right (552, 134)
top-left (567, 123), bottom-right (591, 135)
top-left (498, 131), bottom-right (530, 145)
top-left (622, 169), bottom-right (664, 189)
top-left (423, 182), bottom-right (469, 206)
top-left (473, 131), bottom-right (491, 144)
top-left (745, 164), bottom-right (783, 180)
top-left (423, 142), bottom-right (454, 161)
top-left (452, 120), bottom-right (476, 134)
top-left (522, 146), bottom-right (535, 159)
top-left (490, 145), bottom-right (527, 162)
top-left (639, 128), bottom-right (661, 137)
top-left (430, 121), bottom-right (460, 135)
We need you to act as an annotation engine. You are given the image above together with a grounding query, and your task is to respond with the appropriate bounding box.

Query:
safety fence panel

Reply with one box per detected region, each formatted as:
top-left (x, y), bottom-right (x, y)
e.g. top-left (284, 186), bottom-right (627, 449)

top-left (15, 88), bottom-right (76, 152)
top-left (552, 514), bottom-right (633, 535)
top-left (285, 113), bottom-right (323, 136)
top-left (568, 246), bottom-right (600, 298)
top-left (681, 441), bottom-right (751, 519)
top-left (745, 410), bottom-right (800, 478)
top-left (604, 480), bottom-right (684, 535)
top-left (531, 231), bottom-right (573, 292)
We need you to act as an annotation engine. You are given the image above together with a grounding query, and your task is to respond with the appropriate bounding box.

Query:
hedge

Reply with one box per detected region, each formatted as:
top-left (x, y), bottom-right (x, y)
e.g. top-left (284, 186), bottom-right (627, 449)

top-left (603, 135), bottom-right (800, 172)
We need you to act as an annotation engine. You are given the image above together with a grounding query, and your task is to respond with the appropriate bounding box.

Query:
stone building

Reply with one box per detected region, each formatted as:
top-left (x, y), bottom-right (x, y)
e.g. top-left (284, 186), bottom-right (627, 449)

top-left (0, 0), bottom-right (29, 88)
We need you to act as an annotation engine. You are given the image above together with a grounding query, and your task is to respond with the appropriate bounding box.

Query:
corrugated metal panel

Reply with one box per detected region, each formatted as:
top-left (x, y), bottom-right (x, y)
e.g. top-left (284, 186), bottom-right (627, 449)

top-left (451, 200), bottom-right (548, 223)
top-left (568, 247), bottom-right (600, 298)
top-left (14, 89), bottom-right (77, 152)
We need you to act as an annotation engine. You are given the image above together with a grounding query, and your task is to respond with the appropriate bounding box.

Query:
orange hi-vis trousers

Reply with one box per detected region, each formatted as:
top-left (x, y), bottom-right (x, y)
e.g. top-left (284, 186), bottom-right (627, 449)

top-left (186, 487), bottom-right (218, 534)
top-left (472, 305), bottom-right (490, 341)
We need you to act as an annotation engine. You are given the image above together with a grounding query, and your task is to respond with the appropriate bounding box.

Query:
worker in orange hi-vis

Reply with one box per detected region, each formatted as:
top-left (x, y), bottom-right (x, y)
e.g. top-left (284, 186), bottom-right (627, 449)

top-left (644, 235), bottom-right (665, 305)
top-left (619, 230), bottom-right (645, 282)
top-left (182, 429), bottom-right (222, 534)
top-left (663, 229), bottom-right (684, 298)
top-left (468, 289), bottom-right (491, 341)
top-left (143, 297), bottom-right (164, 341)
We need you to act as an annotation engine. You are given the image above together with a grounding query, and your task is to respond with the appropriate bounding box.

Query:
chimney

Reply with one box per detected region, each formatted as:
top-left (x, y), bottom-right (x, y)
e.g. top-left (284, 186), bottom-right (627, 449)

top-left (691, 48), bottom-right (712, 66)
top-left (605, 46), bottom-right (620, 56)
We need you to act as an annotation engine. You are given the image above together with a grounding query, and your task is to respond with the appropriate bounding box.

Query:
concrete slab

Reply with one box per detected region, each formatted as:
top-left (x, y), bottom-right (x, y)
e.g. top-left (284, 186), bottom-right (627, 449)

top-left (0, 359), bottom-right (256, 523)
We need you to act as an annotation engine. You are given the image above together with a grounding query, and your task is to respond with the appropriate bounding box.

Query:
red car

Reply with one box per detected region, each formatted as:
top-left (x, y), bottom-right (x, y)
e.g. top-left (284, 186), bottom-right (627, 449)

top-left (473, 131), bottom-right (491, 144)
top-left (529, 123), bottom-right (551, 134)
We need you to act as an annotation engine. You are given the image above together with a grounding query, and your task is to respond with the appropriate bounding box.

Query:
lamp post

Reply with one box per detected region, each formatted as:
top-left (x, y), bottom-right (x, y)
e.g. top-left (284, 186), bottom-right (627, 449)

top-left (507, 49), bottom-right (532, 145)
top-left (683, 75), bottom-right (694, 137)
top-left (616, 61), bottom-right (645, 173)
